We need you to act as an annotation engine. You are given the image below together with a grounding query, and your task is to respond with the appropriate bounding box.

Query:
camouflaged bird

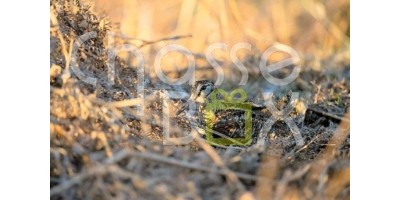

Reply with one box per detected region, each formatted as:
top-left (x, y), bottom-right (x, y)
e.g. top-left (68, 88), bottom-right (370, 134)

top-left (178, 80), bottom-right (270, 146)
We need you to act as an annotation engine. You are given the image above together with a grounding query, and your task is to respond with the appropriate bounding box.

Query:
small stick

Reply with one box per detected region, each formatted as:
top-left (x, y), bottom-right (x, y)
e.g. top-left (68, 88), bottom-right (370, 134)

top-left (307, 107), bottom-right (349, 122)
top-left (106, 150), bottom-right (258, 181)
top-left (117, 34), bottom-right (193, 48)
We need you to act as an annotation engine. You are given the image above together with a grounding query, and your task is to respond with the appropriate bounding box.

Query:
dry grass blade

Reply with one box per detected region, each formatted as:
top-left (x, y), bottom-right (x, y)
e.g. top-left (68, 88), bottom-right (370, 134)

top-left (102, 149), bottom-right (258, 181)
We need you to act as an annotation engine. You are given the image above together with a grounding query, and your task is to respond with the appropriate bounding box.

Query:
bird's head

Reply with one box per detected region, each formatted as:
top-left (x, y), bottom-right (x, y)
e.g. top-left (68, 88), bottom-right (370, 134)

top-left (189, 80), bottom-right (215, 103)
top-left (177, 80), bottom-right (215, 115)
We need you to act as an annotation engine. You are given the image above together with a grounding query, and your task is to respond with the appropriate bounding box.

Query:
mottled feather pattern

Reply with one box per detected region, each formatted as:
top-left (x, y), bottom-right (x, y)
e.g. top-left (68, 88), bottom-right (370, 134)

top-left (186, 80), bottom-right (270, 145)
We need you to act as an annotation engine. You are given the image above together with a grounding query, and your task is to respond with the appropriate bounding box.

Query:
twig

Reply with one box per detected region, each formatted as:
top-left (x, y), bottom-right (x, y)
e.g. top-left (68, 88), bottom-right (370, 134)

top-left (105, 150), bottom-right (258, 181)
top-left (50, 164), bottom-right (146, 197)
top-left (117, 34), bottom-right (193, 48)
top-left (307, 106), bottom-right (349, 123)
top-left (104, 98), bottom-right (143, 108)
top-left (138, 34), bottom-right (192, 48)
top-left (50, 8), bottom-right (73, 84)
top-left (308, 112), bottom-right (350, 184)
top-left (51, 165), bottom-right (107, 196)
top-left (274, 164), bottom-right (311, 200)
top-left (295, 136), bottom-right (319, 153)
top-left (194, 136), bottom-right (247, 191)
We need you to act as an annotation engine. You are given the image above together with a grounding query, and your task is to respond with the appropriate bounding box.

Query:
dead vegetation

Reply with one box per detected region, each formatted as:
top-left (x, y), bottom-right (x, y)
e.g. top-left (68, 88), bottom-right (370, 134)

top-left (50, 0), bottom-right (350, 199)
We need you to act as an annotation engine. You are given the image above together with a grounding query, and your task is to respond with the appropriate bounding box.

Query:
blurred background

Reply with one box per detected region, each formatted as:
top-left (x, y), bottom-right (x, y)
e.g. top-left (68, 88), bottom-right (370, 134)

top-left (84, 0), bottom-right (349, 86)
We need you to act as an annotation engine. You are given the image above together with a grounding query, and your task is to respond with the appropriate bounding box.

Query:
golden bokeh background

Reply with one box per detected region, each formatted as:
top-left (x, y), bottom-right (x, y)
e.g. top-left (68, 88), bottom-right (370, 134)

top-left (85, 0), bottom-right (349, 81)
top-left (89, 0), bottom-right (348, 54)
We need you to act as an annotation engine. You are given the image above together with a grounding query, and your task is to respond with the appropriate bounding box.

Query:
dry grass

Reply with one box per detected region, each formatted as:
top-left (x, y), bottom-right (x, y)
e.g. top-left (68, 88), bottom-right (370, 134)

top-left (50, 0), bottom-right (350, 199)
